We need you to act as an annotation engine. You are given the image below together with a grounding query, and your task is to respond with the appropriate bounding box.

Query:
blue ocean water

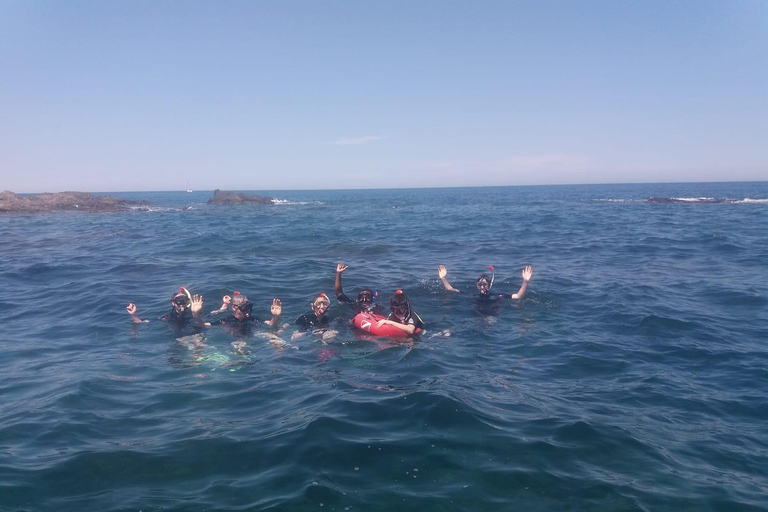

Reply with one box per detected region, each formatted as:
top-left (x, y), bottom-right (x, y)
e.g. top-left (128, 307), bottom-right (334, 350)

top-left (1, 183), bottom-right (767, 511)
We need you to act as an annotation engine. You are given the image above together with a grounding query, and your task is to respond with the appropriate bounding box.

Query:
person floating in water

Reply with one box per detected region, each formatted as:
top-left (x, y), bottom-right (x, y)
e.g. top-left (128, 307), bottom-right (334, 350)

top-left (438, 264), bottom-right (533, 300)
top-left (126, 287), bottom-right (206, 329)
top-left (295, 293), bottom-right (332, 330)
top-left (334, 262), bottom-right (386, 315)
top-left (376, 289), bottom-right (425, 335)
top-left (292, 293), bottom-right (338, 341)
top-left (208, 291), bottom-right (282, 332)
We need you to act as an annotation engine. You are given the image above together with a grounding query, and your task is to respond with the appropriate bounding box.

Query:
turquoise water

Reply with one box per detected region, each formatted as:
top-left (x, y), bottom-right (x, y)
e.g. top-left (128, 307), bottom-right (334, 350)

top-left (1, 183), bottom-right (767, 511)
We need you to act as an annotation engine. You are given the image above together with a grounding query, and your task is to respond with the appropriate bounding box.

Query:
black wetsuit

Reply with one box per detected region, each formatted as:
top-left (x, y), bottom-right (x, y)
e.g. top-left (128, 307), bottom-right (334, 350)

top-left (386, 311), bottom-right (425, 332)
top-left (337, 292), bottom-right (388, 316)
top-left (295, 313), bottom-right (331, 330)
top-left (212, 315), bottom-right (261, 334)
top-left (160, 308), bottom-right (197, 332)
top-left (473, 293), bottom-right (509, 316)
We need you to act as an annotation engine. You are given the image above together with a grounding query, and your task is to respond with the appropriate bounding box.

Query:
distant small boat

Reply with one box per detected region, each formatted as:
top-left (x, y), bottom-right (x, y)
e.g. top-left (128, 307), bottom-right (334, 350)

top-left (186, 180), bottom-right (193, 193)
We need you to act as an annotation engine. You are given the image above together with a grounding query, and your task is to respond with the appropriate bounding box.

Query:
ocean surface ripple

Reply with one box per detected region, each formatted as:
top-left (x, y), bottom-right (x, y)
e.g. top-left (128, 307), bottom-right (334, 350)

top-left (1, 183), bottom-right (767, 511)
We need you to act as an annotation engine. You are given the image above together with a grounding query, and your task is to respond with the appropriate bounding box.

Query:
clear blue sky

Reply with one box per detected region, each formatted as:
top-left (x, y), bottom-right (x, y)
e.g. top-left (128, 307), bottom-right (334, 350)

top-left (1, 1), bottom-right (766, 192)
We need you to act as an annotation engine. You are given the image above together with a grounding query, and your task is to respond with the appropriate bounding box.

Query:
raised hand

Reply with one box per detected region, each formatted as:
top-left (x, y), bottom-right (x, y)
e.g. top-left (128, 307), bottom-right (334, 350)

top-left (438, 265), bottom-right (448, 279)
top-left (336, 262), bottom-right (348, 273)
top-left (271, 298), bottom-right (282, 316)
top-left (191, 294), bottom-right (204, 314)
top-left (126, 303), bottom-right (147, 323)
top-left (222, 295), bottom-right (232, 306)
top-left (521, 265), bottom-right (533, 282)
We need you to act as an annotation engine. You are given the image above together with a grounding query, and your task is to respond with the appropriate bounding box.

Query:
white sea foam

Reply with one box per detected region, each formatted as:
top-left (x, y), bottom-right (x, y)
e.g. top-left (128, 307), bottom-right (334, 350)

top-left (271, 199), bottom-right (326, 205)
top-left (733, 198), bottom-right (768, 204)
top-left (671, 197), bottom-right (716, 202)
top-left (129, 206), bottom-right (184, 212)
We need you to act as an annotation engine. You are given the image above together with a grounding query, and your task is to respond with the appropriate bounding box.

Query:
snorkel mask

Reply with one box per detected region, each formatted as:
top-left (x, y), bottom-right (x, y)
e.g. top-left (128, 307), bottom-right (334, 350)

top-left (172, 287), bottom-right (193, 310)
top-left (231, 291), bottom-right (253, 317)
top-left (312, 293), bottom-right (331, 315)
top-left (357, 289), bottom-right (377, 311)
top-left (390, 290), bottom-right (410, 320)
top-left (476, 266), bottom-right (495, 295)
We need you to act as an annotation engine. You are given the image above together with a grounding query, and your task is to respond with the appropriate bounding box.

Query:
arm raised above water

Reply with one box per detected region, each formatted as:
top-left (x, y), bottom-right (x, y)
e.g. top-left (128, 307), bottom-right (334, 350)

top-left (126, 303), bottom-right (149, 323)
top-left (190, 294), bottom-right (212, 327)
top-left (438, 265), bottom-right (460, 293)
top-left (265, 298), bottom-right (282, 328)
top-left (510, 266), bottom-right (533, 300)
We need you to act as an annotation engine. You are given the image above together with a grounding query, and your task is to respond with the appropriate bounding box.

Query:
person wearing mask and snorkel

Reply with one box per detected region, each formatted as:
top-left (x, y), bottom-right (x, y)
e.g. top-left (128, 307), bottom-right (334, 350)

top-left (292, 293), bottom-right (339, 342)
top-left (126, 287), bottom-right (207, 330)
top-left (375, 290), bottom-right (425, 336)
top-left (439, 264), bottom-right (533, 318)
top-left (438, 264), bottom-right (532, 300)
top-left (334, 262), bottom-right (387, 315)
top-left (208, 291), bottom-right (282, 333)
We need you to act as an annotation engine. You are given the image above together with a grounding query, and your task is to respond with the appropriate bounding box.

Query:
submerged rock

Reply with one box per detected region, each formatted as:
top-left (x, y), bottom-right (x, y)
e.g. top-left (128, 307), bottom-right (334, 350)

top-left (0, 191), bottom-right (149, 213)
top-left (207, 189), bottom-right (274, 205)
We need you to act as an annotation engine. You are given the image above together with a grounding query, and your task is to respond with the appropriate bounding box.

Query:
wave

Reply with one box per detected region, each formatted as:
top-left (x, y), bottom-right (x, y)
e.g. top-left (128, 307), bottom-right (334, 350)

top-left (128, 206), bottom-right (187, 212)
top-left (271, 199), bottom-right (326, 205)
top-left (732, 198), bottom-right (768, 204)
top-left (646, 197), bottom-right (768, 204)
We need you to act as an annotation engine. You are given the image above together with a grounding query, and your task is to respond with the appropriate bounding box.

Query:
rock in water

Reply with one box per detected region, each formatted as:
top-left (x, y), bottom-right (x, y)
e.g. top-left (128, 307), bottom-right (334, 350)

top-left (206, 189), bottom-right (274, 205)
top-left (0, 191), bottom-right (149, 213)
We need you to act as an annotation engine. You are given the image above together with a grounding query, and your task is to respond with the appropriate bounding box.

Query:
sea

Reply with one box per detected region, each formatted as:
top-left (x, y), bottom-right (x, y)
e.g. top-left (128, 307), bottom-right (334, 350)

top-left (1, 182), bottom-right (767, 512)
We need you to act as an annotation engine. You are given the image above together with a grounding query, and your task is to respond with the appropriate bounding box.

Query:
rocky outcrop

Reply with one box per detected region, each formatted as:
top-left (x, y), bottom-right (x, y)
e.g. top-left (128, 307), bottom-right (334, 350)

top-left (0, 191), bottom-right (149, 213)
top-left (206, 189), bottom-right (274, 205)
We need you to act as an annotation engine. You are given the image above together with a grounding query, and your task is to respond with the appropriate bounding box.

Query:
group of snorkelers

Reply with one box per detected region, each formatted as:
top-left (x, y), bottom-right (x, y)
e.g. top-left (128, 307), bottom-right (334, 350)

top-left (126, 262), bottom-right (533, 338)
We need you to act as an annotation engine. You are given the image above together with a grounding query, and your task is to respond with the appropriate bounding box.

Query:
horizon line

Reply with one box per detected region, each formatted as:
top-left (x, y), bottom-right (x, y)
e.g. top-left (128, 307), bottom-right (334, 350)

top-left (7, 179), bottom-right (768, 195)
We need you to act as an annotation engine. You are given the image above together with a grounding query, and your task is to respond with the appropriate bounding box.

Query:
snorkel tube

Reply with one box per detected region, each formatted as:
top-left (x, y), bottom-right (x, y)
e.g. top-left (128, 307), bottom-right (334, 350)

top-left (180, 286), bottom-right (193, 306)
top-left (488, 265), bottom-right (495, 290)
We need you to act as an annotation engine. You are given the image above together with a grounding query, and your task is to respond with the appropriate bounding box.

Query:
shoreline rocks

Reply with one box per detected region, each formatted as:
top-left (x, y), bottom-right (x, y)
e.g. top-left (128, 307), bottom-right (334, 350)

top-left (0, 191), bottom-right (149, 213)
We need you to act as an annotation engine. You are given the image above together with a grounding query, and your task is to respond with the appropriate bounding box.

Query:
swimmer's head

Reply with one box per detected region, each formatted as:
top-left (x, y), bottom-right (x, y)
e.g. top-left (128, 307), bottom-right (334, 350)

top-left (390, 290), bottom-right (410, 320)
top-left (312, 293), bottom-right (331, 316)
top-left (171, 289), bottom-right (191, 311)
top-left (357, 289), bottom-right (375, 311)
top-left (476, 274), bottom-right (492, 295)
top-left (231, 291), bottom-right (252, 318)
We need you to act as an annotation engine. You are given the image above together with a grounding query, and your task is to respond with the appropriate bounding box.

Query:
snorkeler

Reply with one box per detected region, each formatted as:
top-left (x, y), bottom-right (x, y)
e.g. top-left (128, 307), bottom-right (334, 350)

top-left (375, 290), bottom-right (425, 335)
top-left (334, 262), bottom-right (386, 315)
top-left (126, 287), bottom-right (206, 328)
top-left (208, 291), bottom-right (282, 331)
top-left (295, 293), bottom-right (332, 330)
top-left (438, 264), bottom-right (533, 300)
top-left (291, 292), bottom-right (340, 342)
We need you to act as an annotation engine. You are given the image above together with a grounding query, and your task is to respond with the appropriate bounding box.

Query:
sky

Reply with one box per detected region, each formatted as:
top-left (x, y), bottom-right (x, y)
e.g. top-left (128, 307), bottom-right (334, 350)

top-left (1, 0), bottom-right (766, 192)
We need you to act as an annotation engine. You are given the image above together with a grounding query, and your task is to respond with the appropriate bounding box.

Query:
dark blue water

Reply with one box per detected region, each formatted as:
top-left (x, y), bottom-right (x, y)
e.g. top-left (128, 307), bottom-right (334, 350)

top-left (1, 183), bottom-right (767, 511)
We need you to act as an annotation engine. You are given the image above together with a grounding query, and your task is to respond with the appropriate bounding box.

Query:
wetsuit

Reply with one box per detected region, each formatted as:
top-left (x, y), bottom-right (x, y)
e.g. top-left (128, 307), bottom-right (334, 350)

top-left (160, 309), bottom-right (199, 333)
top-left (212, 315), bottom-right (261, 334)
top-left (472, 293), bottom-right (510, 316)
top-left (386, 311), bottom-right (425, 332)
top-left (295, 314), bottom-right (330, 330)
top-left (337, 292), bottom-right (388, 316)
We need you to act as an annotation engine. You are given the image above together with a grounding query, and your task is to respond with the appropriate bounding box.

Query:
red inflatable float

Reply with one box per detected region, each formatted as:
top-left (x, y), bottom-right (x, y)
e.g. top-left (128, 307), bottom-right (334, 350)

top-left (353, 312), bottom-right (420, 338)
